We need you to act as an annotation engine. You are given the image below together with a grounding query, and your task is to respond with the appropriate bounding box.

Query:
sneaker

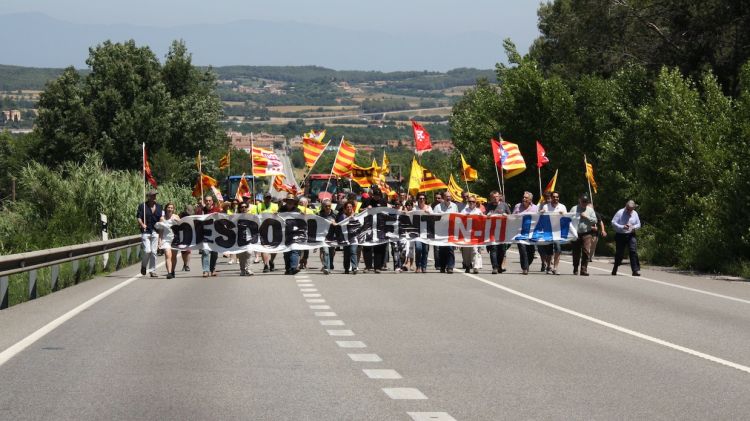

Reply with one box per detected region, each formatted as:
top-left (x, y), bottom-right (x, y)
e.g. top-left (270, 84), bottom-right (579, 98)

top-left (374, 269), bottom-right (381, 274)
top-left (552, 269), bottom-right (558, 275)
top-left (150, 272), bottom-right (158, 278)
top-left (546, 268), bottom-right (552, 274)
top-left (166, 273), bottom-right (174, 279)
top-left (323, 269), bottom-right (330, 275)
top-left (269, 262), bottom-right (275, 272)
top-left (446, 268), bottom-right (454, 274)
top-left (211, 272), bottom-right (217, 277)
top-left (573, 268), bottom-right (578, 275)
top-left (541, 263), bottom-right (547, 272)
top-left (492, 268), bottom-right (498, 274)
top-left (141, 265), bottom-right (146, 275)
top-left (472, 268), bottom-right (478, 274)
top-left (263, 265), bottom-right (270, 273)
top-left (203, 272), bottom-right (209, 278)
top-left (395, 268), bottom-right (402, 273)
top-left (345, 270), bottom-right (350, 274)
top-left (632, 271), bottom-right (640, 276)
top-left (580, 271), bottom-right (589, 276)
top-left (352, 268), bottom-right (358, 275)
top-left (183, 265), bottom-right (190, 272)
top-left (243, 271), bottom-right (254, 277)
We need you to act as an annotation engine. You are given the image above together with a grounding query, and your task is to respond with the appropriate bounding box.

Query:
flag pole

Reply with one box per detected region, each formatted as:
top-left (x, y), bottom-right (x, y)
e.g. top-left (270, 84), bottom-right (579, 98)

top-left (584, 154), bottom-right (594, 206)
top-left (250, 132), bottom-right (256, 200)
top-left (537, 166), bottom-right (543, 201)
top-left (142, 143), bottom-right (146, 232)
top-left (198, 149), bottom-right (204, 201)
top-left (493, 135), bottom-right (504, 196)
top-left (324, 136), bottom-right (344, 194)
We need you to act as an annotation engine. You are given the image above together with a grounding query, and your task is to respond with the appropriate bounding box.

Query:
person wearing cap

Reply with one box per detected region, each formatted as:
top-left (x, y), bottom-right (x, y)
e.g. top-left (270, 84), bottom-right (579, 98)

top-left (569, 194), bottom-right (597, 276)
top-left (280, 194), bottom-right (301, 275)
top-left (611, 200), bottom-right (642, 276)
top-left (137, 190), bottom-right (163, 277)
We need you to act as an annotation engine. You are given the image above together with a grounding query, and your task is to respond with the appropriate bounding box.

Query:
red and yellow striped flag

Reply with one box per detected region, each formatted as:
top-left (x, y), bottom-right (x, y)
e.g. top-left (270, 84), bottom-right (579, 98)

top-left (235, 173), bottom-right (251, 200)
top-left (332, 139), bottom-right (356, 177)
top-left (500, 139), bottom-right (526, 179)
top-left (218, 152), bottom-right (230, 171)
top-left (418, 164), bottom-right (448, 193)
top-left (252, 146), bottom-right (285, 176)
top-left (272, 174), bottom-right (297, 194)
top-left (303, 137), bottom-right (328, 168)
top-left (350, 163), bottom-right (378, 187)
top-left (192, 173), bottom-right (218, 197)
top-left (448, 174), bottom-right (464, 201)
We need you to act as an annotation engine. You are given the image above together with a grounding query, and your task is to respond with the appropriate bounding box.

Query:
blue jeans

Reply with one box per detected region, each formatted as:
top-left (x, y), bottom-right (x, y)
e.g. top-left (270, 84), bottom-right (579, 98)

top-left (486, 244), bottom-right (506, 270)
top-left (343, 245), bottom-right (359, 272)
top-left (284, 250), bottom-right (300, 273)
top-left (438, 246), bottom-right (455, 270)
top-left (320, 247), bottom-right (333, 270)
top-left (414, 241), bottom-right (429, 270)
top-left (201, 250), bottom-right (218, 273)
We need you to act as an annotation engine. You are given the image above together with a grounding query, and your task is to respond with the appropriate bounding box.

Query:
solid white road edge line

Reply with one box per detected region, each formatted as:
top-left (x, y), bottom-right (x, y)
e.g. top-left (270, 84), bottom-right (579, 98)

top-left (463, 272), bottom-right (750, 374)
top-left (0, 263), bottom-right (164, 367)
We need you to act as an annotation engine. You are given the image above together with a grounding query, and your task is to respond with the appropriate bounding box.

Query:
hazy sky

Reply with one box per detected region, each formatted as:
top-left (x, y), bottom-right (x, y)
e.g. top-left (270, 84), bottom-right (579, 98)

top-left (1, 0), bottom-right (540, 41)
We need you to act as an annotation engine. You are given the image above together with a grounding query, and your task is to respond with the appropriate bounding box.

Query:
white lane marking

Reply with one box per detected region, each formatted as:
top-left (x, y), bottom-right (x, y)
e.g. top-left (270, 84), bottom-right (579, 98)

top-left (309, 305), bottom-right (331, 310)
top-left (408, 412), bottom-right (457, 421)
top-left (463, 272), bottom-right (750, 374)
top-left (295, 275), bottom-right (311, 279)
top-left (336, 341), bottom-right (366, 348)
top-left (303, 293), bottom-right (321, 298)
top-left (0, 264), bottom-right (161, 367)
top-left (297, 284), bottom-right (314, 288)
top-left (295, 279), bottom-right (311, 283)
top-left (327, 329), bottom-right (354, 336)
top-left (511, 250), bottom-right (750, 306)
top-left (348, 353), bottom-right (382, 362)
top-left (300, 288), bottom-right (318, 292)
top-left (363, 369), bottom-right (402, 379)
top-left (306, 299), bottom-right (326, 303)
top-left (315, 312), bottom-right (337, 317)
top-left (382, 388), bottom-right (428, 400)
top-left (320, 320), bottom-right (345, 326)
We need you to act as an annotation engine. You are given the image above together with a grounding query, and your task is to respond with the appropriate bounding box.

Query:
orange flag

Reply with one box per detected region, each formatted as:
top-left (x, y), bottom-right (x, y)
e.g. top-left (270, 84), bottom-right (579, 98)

top-left (332, 139), bottom-right (356, 177)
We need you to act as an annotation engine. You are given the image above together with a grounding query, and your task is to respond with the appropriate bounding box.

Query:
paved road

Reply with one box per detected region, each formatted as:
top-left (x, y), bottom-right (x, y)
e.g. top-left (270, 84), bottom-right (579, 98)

top-left (0, 249), bottom-right (748, 420)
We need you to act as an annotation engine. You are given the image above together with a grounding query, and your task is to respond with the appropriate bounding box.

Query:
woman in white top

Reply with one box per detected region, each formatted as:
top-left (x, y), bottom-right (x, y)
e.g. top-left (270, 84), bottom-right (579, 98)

top-left (158, 202), bottom-right (181, 279)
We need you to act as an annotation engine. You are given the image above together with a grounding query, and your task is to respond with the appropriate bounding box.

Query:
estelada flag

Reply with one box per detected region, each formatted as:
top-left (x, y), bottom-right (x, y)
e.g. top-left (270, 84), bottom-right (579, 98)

top-left (332, 139), bottom-right (356, 177)
top-left (272, 174), bottom-right (297, 194)
top-left (143, 147), bottom-right (157, 188)
top-left (303, 132), bottom-right (329, 168)
top-left (235, 173), bottom-right (251, 201)
top-left (303, 129), bottom-right (326, 143)
top-left (252, 146), bottom-right (285, 176)
top-left (536, 140), bottom-right (549, 168)
top-left (192, 173), bottom-right (218, 197)
top-left (412, 120), bottom-right (432, 153)
top-left (350, 163), bottom-right (378, 187)
top-left (219, 152), bottom-right (230, 171)
top-left (419, 166), bottom-right (448, 193)
top-left (460, 154), bottom-right (478, 182)
top-left (585, 156), bottom-right (598, 193)
top-left (491, 139), bottom-right (525, 179)
top-left (448, 174), bottom-right (464, 202)
top-left (381, 151), bottom-right (390, 176)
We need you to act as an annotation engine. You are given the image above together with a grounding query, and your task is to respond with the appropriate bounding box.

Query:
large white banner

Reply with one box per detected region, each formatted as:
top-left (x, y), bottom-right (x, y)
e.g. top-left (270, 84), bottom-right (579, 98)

top-left (158, 208), bottom-right (579, 253)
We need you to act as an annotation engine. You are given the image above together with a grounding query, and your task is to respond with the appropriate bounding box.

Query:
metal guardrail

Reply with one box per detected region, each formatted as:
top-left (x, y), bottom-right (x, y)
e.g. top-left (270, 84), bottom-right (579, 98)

top-left (0, 235), bottom-right (141, 310)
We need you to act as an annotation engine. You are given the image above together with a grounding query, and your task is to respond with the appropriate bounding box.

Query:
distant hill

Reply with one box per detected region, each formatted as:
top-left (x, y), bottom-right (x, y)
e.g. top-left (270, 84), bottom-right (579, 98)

top-left (0, 65), bottom-right (69, 91)
top-left (0, 12), bottom-right (506, 72)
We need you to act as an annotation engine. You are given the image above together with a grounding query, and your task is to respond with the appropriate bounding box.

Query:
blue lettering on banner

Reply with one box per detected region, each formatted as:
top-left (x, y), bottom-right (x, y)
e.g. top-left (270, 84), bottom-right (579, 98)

top-left (560, 217), bottom-right (572, 240)
top-left (513, 215), bottom-right (533, 241)
top-left (531, 215), bottom-right (553, 242)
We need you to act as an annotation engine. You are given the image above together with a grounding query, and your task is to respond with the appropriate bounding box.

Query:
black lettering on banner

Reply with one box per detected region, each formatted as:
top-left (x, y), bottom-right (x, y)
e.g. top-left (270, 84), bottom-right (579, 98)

top-left (214, 219), bottom-right (237, 249)
top-left (361, 214), bottom-right (374, 242)
top-left (376, 212), bottom-right (398, 240)
top-left (237, 219), bottom-right (259, 246)
top-left (326, 223), bottom-right (345, 243)
top-left (421, 214), bottom-right (442, 239)
top-left (194, 219), bottom-right (214, 244)
top-left (171, 223), bottom-right (193, 248)
top-left (398, 214), bottom-right (419, 239)
top-left (306, 218), bottom-right (318, 243)
top-left (346, 220), bottom-right (362, 243)
top-left (260, 219), bottom-right (282, 247)
top-left (285, 217), bottom-right (307, 245)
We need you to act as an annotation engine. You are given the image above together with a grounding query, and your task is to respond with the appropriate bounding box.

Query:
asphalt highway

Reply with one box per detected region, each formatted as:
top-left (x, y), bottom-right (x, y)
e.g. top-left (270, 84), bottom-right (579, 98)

top-left (0, 249), bottom-right (748, 420)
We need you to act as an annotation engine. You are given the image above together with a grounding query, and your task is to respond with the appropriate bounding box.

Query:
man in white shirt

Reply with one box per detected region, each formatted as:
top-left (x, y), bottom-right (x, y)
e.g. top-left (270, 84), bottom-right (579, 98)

top-left (611, 200), bottom-right (642, 276)
top-left (459, 195), bottom-right (483, 273)
top-left (433, 191), bottom-right (459, 273)
top-left (539, 191), bottom-right (567, 275)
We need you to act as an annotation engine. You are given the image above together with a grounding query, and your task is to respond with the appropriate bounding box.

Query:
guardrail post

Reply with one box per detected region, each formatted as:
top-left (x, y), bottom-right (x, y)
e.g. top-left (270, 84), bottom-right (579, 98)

top-left (50, 264), bottom-right (60, 291)
top-left (28, 269), bottom-right (38, 300)
top-left (72, 260), bottom-right (80, 283)
top-left (114, 250), bottom-right (121, 270)
top-left (88, 256), bottom-right (96, 274)
top-left (0, 276), bottom-right (8, 309)
top-left (126, 247), bottom-right (132, 263)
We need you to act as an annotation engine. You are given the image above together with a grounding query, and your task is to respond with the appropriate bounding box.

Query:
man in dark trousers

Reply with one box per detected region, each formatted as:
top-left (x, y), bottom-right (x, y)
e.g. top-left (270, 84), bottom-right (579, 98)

top-left (136, 190), bottom-right (163, 278)
top-left (611, 200), bottom-right (642, 276)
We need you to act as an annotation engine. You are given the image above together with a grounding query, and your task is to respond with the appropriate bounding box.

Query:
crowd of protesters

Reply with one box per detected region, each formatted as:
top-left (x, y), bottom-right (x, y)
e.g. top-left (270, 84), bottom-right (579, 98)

top-left (137, 187), bottom-right (641, 279)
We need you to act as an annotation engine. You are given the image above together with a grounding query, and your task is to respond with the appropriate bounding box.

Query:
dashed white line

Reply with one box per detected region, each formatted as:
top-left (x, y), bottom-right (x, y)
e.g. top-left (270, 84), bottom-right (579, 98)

top-left (408, 412), bottom-right (457, 421)
top-left (382, 388), bottom-right (427, 400)
top-left (463, 272), bottom-right (750, 374)
top-left (306, 298), bottom-right (326, 303)
top-left (327, 329), bottom-right (354, 336)
top-left (336, 341), bottom-right (367, 348)
top-left (297, 284), bottom-right (314, 288)
top-left (309, 305), bottom-right (331, 310)
top-left (303, 293), bottom-right (322, 298)
top-left (363, 369), bottom-right (402, 379)
top-left (300, 288), bottom-right (318, 292)
top-left (320, 320), bottom-right (345, 326)
top-left (314, 311), bottom-right (337, 317)
top-left (348, 353), bottom-right (382, 362)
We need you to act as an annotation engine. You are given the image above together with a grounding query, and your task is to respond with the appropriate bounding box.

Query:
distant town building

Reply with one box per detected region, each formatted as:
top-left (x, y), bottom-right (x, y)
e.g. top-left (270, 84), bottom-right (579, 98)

top-left (227, 131), bottom-right (285, 152)
top-left (432, 140), bottom-right (455, 153)
top-left (1, 110), bottom-right (21, 122)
